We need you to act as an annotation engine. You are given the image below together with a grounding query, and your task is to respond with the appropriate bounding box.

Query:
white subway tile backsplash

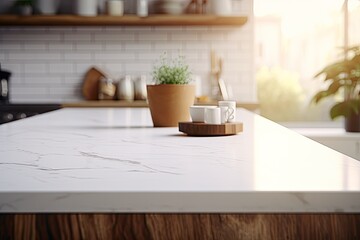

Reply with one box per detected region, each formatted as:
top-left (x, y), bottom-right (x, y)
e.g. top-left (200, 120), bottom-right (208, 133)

top-left (24, 63), bottom-right (47, 74)
top-left (124, 63), bottom-right (152, 72)
top-left (184, 42), bottom-right (210, 50)
top-left (23, 43), bottom-right (47, 50)
top-left (138, 33), bottom-right (168, 41)
top-left (12, 86), bottom-right (48, 95)
top-left (170, 33), bottom-right (198, 41)
top-left (23, 75), bottom-right (63, 85)
top-left (49, 43), bottom-right (74, 51)
top-left (1, 0), bottom-right (255, 103)
top-left (154, 41), bottom-right (184, 50)
top-left (49, 63), bottom-right (74, 74)
top-left (123, 42), bottom-right (152, 50)
top-left (104, 43), bottom-right (123, 51)
top-left (94, 52), bottom-right (136, 61)
top-left (8, 52), bottom-right (62, 61)
top-left (138, 52), bottom-right (162, 60)
top-left (75, 43), bottom-right (103, 51)
top-left (2, 33), bottom-right (61, 41)
top-left (1, 63), bottom-right (22, 73)
top-left (63, 52), bottom-right (92, 61)
top-left (0, 53), bottom-right (7, 60)
top-left (94, 33), bottom-right (135, 41)
top-left (64, 33), bottom-right (92, 41)
top-left (0, 43), bottom-right (22, 50)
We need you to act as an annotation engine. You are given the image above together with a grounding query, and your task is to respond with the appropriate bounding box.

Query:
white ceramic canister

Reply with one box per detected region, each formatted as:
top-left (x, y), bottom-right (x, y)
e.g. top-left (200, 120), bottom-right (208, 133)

top-left (137, 0), bottom-right (148, 17)
top-left (76, 0), bottom-right (98, 16)
top-left (134, 75), bottom-right (147, 100)
top-left (117, 75), bottom-right (134, 101)
top-left (208, 0), bottom-right (232, 15)
top-left (36, 0), bottom-right (59, 14)
top-left (106, 0), bottom-right (124, 16)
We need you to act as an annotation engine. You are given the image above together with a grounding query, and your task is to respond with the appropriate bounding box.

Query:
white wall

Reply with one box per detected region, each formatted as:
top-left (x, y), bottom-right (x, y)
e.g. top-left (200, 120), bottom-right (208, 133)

top-left (0, 0), bottom-right (255, 103)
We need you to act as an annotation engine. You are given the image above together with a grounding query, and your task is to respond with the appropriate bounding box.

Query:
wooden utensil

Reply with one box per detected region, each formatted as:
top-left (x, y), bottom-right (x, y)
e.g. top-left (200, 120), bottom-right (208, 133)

top-left (82, 67), bottom-right (107, 100)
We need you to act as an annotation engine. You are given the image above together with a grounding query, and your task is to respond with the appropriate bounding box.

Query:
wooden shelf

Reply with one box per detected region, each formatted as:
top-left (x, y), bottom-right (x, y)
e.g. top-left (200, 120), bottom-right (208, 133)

top-left (62, 101), bottom-right (259, 111)
top-left (0, 14), bottom-right (248, 26)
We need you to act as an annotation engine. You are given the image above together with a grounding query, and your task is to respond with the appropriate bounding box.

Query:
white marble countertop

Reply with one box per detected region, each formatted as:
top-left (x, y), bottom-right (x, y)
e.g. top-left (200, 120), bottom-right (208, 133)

top-left (1, 108), bottom-right (360, 213)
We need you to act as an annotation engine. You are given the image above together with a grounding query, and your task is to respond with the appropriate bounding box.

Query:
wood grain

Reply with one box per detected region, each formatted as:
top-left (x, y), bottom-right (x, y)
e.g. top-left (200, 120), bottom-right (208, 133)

top-left (179, 122), bottom-right (243, 136)
top-left (0, 15), bottom-right (248, 26)
top-left (1, 214), bottom-right (359, 240)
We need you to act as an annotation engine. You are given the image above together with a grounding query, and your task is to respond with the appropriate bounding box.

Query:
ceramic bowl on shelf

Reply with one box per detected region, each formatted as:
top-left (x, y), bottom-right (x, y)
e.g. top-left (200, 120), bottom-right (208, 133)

top-left (154, 0), bottom-right (186, 15)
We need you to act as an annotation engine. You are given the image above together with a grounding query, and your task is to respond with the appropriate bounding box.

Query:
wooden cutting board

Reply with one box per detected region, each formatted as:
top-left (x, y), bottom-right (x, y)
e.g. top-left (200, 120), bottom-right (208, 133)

top-left (82, 67), bottom-right (107, 100)
top-left (178, 122), bottom-right (243, 136)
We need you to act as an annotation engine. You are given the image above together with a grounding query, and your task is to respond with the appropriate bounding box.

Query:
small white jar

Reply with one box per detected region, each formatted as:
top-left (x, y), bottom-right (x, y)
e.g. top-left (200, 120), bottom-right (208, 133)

top-left (106, 0), bottom-right (124, 16)
top-left (76, 0), bottom-right (97, 16)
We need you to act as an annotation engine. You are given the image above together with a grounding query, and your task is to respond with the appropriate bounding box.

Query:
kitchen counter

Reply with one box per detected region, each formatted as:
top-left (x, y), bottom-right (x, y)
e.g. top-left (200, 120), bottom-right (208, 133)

top-left (1, 107), bottom-right (359, 213)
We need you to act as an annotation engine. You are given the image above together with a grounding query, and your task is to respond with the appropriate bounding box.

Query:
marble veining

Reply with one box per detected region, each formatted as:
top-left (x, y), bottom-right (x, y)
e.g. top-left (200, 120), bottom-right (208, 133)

top-left (0, 108), bottom-right (360, 213)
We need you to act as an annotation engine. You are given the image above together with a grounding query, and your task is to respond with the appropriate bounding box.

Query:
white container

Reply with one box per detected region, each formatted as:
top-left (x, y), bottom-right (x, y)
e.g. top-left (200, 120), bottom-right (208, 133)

top-left (204, 107), bottom-right (221, 125)
top-left (76, 0), bottom-right (97, 16)
top-left (36, 0), bottom-right (59, 14)
top-left (134, 75), bottom-right (147, 100)
top-left (106, 0), bottom-right (124, 16)
top-left (117, 75), bottom-right (134, 101)
top-left (190, 105), bottom-right (216, 123)
top-left (218, 100), bottom-right (236, 123)
top-left (137, 0), bottom-right (148, 17)
top-left (209, 0), bottom-right (232, 16)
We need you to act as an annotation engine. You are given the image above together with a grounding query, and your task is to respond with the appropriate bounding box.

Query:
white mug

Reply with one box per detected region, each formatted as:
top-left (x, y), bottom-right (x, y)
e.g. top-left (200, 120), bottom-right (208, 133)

top-left (219, 101), bottom-right (236, 123)
top-left (204, 107), bottom-right (221, 125)
top-left (190, 106), bottom-right (217, 123)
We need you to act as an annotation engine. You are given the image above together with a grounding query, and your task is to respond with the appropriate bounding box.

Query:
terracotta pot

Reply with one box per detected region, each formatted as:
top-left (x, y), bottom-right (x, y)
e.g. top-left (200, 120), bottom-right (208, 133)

top-left (147, 84), bottom-right (196, 127)
top-left (345, 112), bottom-right (360, 132)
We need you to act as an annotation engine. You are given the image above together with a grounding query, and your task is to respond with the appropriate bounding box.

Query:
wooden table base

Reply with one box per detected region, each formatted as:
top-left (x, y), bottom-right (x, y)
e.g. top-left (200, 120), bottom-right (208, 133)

top-left (1, 214), bottom-right (360, 240)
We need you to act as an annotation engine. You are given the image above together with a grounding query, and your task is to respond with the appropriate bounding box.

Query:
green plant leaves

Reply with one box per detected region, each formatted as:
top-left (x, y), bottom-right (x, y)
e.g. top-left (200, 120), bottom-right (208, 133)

top-left (152, 53), bottom-right (191, 85)
top-left (313, 45), bottom-right (360, 120)
top-left (330, 99), bottom-right (360, 119)
top-left (312, 81), bottom-right (342, 103)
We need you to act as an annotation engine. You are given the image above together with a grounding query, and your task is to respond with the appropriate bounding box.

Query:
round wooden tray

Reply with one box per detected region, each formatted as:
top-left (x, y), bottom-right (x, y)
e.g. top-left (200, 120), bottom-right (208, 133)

top-left (178, 122), bottom-right (243, 136)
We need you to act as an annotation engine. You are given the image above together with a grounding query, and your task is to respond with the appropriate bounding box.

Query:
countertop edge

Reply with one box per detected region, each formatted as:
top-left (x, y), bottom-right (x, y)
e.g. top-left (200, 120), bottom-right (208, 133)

top-left (1, 192), bottom-right (359, 213)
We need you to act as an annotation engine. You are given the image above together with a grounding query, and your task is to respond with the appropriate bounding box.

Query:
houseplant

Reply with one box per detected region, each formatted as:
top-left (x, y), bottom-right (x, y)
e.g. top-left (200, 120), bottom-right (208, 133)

top-left (14, 0), bottom-right (33, 15)
top-left (147, 52), bottom-right (195, 127)
top-left (312, 46), bottom-right (360, 132)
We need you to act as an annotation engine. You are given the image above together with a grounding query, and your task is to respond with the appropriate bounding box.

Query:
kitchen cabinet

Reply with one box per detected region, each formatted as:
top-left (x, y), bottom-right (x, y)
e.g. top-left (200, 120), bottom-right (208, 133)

top-left (0, 14), bottom-right (248, 26)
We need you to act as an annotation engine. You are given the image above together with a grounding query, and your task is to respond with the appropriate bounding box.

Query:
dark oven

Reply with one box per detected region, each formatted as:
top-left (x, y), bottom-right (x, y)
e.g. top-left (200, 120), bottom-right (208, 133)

top-left (0, 104), bottom-right (62, 124)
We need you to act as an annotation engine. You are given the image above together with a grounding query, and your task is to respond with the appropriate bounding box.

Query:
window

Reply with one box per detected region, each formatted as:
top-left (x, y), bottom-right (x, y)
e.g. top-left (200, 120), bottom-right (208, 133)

top-left (254, 0), bottom-right (360, 123)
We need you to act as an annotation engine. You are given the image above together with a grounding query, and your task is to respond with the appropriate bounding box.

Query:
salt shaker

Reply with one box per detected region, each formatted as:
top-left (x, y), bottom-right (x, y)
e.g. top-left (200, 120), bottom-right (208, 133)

top-left (117, 75), bottom-right (134, 101)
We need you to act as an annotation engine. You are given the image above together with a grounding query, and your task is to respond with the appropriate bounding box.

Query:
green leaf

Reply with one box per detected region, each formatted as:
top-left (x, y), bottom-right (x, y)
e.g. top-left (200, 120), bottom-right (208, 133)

top-left (330, 99), bottom-right (360, 119)
top-left (311, 81), bottom-right (342, 104)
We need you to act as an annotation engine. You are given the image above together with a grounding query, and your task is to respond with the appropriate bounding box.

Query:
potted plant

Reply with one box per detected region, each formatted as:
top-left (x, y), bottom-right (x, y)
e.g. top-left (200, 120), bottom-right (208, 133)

top-left (14, 0), bottom-right (33, 15)
top-left (147, 52), bottom-right (196, 127)
top-left (312, 46), bottom-right (360, 132)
